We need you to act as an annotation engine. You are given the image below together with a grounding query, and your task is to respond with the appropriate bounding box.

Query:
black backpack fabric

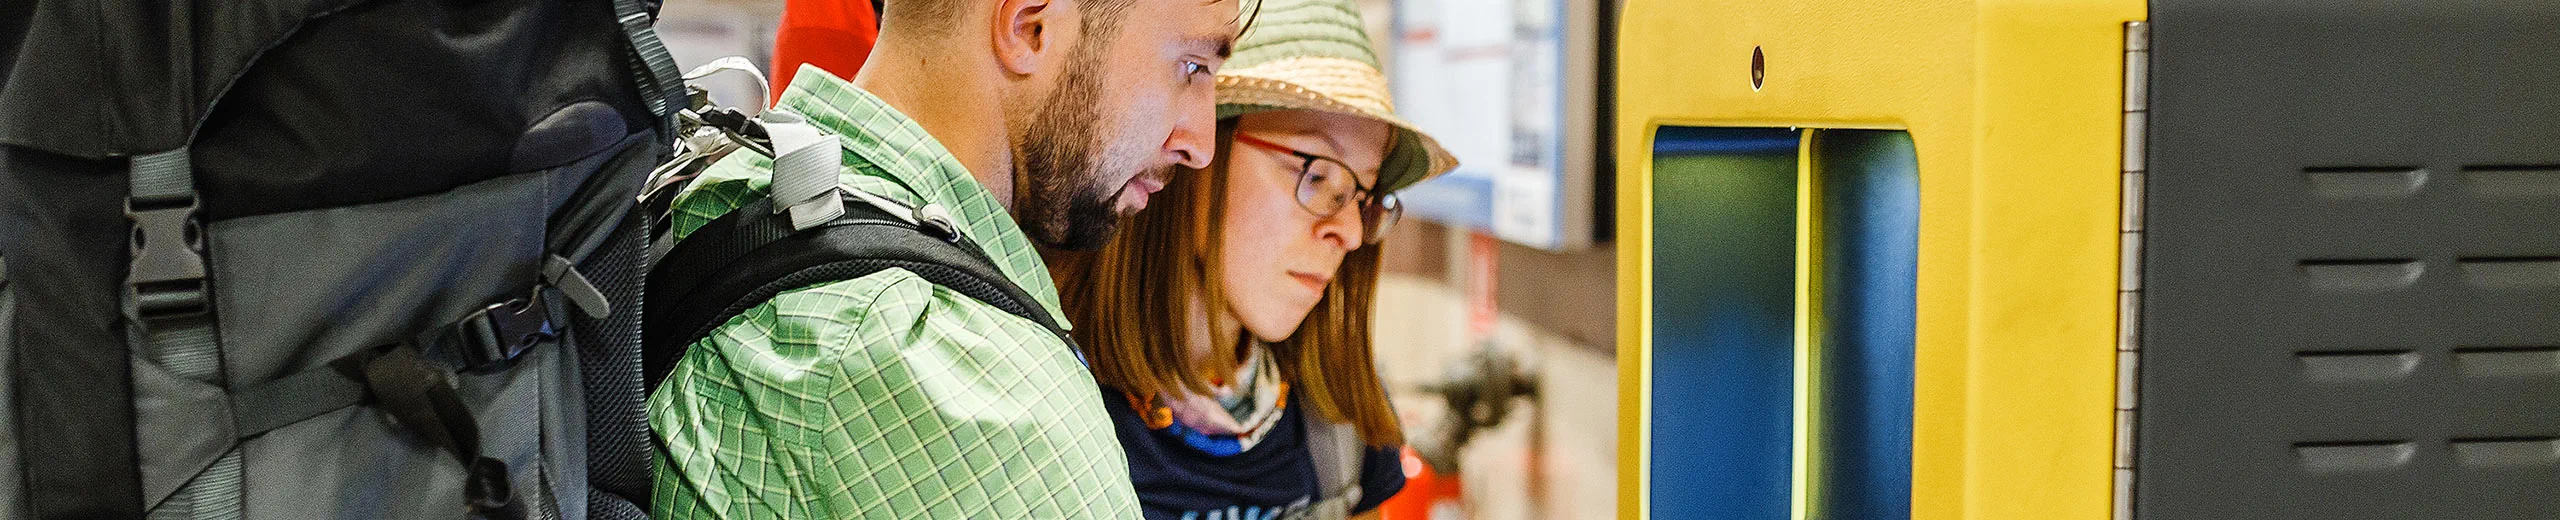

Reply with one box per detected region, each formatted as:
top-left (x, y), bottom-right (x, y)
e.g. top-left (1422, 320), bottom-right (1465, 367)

top-left (0, 0), bottom-right (684, 517)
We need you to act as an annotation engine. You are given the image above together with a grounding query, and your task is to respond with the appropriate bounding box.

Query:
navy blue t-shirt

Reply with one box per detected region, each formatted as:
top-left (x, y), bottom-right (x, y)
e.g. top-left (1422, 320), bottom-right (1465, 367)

top-left (1101, 385), bottom-right (1406, 520)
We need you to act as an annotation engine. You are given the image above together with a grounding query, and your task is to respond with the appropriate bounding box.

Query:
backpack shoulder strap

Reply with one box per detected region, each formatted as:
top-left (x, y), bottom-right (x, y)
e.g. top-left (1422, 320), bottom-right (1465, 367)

top-left (612, 0), bottom-right (687, 133)
top-left (1301, 413), bottom-right (1367, 520)
top-left (642, 188), bottom-right (1071, 391)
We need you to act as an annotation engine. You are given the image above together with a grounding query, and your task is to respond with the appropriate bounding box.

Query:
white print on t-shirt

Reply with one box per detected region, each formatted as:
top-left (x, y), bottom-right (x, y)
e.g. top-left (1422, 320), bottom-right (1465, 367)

top-left (1176, 495), bottom-right (1312, 520)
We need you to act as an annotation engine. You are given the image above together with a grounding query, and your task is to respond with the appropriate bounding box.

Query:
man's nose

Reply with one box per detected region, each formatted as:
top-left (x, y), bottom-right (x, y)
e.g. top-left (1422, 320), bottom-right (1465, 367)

top-left (1163, 86), bottom-right (1217, 170)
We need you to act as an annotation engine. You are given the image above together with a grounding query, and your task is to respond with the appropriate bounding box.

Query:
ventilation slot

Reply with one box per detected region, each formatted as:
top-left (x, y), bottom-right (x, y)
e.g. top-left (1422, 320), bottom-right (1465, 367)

top-left (2298, 259), bottom-right (2423, 291)
top-left (2463, 164), bottom-right (2560, 199)
top-left (2305, 166), bottom-right (2427, 199)
top-left (2457, 257), bottom-right (2560, 290)
top-left (2451, 437), bottom-right (2560, 468)
top-left (2453, 346), bottom-right (2560, 378)
top-left (2296, 350), bottom-right (2419, 382)
top-left (2294, 441), bottom-right (2416, 473)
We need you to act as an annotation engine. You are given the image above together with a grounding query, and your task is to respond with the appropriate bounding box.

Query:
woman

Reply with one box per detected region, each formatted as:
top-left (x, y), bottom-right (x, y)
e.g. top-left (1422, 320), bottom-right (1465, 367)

top-left (1050, 0), bottom-right (1459, 517)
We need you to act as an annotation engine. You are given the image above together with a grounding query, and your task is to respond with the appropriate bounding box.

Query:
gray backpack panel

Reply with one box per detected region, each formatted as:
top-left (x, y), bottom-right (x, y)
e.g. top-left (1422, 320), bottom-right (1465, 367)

top-left (0, 0), bottom-right (684, 517)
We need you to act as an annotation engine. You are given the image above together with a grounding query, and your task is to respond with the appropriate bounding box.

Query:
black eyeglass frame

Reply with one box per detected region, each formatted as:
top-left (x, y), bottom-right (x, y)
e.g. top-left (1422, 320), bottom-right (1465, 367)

top-left (1230, 132), bottom-right (1403, 246)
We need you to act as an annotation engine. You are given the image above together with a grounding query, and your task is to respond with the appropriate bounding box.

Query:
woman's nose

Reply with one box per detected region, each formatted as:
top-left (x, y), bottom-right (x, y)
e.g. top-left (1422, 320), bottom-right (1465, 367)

top-left (1312, 202), bottom-right (1364, 250)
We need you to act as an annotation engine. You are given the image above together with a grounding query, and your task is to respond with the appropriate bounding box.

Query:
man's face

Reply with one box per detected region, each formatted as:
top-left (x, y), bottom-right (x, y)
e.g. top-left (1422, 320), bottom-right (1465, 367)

top-left (1015, 0), bottom-right (1239, 250)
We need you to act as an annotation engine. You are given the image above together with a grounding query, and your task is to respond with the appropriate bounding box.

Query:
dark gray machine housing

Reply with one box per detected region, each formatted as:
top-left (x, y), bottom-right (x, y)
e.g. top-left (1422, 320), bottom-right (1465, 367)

top-left (2139, 1), bottom-right (2560, 518)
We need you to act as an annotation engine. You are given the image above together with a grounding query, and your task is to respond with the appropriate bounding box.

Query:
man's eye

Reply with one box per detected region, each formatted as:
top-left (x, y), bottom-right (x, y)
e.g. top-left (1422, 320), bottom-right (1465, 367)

top-left (1182, 61), bottom-right (1208, 78)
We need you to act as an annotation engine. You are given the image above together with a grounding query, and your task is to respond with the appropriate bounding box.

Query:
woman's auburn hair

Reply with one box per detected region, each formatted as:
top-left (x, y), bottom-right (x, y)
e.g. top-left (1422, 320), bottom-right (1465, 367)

top-left (1051, 120), bottom-right (1402, 447)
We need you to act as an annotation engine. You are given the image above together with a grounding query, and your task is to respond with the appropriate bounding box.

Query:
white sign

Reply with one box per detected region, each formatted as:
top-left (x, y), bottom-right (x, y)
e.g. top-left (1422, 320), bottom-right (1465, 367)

top-left (1390, 0), bottom-right (1596, 250)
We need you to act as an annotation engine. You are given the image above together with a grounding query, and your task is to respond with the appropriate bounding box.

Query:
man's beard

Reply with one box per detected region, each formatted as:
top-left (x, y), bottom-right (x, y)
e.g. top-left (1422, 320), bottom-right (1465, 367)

top-left (1014, 43), bottom-right (1150, 251)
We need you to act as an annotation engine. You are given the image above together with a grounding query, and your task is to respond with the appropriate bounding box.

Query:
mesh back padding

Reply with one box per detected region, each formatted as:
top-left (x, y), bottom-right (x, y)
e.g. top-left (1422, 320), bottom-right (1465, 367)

top-left (574, 208), bottom-right (654, 515)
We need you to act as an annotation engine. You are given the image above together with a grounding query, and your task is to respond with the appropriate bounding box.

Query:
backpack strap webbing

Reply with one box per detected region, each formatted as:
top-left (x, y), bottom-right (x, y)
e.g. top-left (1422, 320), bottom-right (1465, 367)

top-left (612, 0), bottom-right (686, 133)
top-left (124, 148), bottom-right (245, 519)
top-left (1302, 415), bottom-right (1367, 520)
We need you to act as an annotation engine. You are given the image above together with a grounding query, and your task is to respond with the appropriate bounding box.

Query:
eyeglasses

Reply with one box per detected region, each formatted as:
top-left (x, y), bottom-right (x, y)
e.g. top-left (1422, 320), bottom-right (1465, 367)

top-left (1230, 133), bottom-right (1403, 246)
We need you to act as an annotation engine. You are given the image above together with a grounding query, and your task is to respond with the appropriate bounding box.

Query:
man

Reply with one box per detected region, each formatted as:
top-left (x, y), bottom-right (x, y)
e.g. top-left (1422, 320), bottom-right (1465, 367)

top-left (649, 0), bottom-right (1244, 517)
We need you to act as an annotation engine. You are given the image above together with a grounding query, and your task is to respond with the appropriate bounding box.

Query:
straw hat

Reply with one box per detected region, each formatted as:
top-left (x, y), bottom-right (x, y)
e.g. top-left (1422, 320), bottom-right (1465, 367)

top-left (1215, 0), bottom-right (1459, 194)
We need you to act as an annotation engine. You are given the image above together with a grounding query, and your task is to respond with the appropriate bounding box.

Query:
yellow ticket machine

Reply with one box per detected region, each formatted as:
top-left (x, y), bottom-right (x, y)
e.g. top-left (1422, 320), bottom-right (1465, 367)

top-left (1615, 1), bottom-right (2141, 518)
top-left (1619, 1), bottom-right (2560, 519)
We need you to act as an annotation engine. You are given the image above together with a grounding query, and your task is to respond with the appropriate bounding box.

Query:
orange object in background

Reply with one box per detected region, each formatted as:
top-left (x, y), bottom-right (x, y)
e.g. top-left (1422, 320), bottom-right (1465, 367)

top-left (768, 0), bottom-right (878, 104)
top-left (1380, 447), bottom-right (1466, 520)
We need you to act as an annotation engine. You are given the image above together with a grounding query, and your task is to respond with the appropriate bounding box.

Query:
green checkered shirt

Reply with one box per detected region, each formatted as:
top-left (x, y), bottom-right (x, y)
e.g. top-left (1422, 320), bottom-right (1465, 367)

top-left (649, 66), bottom-right (1140, 519)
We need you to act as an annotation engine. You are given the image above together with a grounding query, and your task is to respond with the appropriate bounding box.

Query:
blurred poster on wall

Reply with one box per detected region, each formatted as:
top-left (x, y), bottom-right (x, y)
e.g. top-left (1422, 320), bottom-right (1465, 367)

top-left (1391, 0), bottom-right (1607, 250)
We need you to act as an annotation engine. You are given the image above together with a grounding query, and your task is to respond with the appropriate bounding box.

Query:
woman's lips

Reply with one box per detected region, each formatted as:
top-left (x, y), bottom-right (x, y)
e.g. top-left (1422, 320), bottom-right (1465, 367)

top-left (1287, 271), bottom-right (1332, 291)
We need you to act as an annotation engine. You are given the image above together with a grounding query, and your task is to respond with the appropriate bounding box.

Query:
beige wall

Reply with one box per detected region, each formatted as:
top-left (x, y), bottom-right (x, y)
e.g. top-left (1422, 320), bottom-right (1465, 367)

top-left (1374, 220), bottom-right (1617, 519)
top-left (1356, 0), bottom-right (1617, 516)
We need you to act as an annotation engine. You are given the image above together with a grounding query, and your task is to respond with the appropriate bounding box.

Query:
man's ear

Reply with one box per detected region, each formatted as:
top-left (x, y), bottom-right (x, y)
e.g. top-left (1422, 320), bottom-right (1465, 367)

top-left (991, 0), bottom-right (1064, 76)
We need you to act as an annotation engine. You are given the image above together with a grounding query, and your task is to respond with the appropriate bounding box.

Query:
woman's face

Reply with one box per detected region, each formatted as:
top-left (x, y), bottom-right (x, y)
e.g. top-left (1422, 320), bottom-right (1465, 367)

top-left (1217, 110), bottom-right (1391, 342)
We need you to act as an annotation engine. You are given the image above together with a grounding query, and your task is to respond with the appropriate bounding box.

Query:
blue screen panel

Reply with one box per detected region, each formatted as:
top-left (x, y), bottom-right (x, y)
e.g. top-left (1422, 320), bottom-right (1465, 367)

top-left (1650, 127), bottom-right (1803, 520)
top-left (1814, 130), bottom-right (1920, 519)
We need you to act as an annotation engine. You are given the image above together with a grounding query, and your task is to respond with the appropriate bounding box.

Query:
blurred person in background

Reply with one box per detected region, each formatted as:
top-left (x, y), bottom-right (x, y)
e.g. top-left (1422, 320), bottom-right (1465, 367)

top-left (1049, 0), bottom-right (1458, 517)
top-left (768, 0), bottom-right (877, 104)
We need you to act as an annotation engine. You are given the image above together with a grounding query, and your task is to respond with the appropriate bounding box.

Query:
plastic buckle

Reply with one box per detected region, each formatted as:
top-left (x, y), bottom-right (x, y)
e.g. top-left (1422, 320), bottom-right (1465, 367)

top-left (915, 204), bottom-right (963, 243)
top-left (454, 292), bottom-right (555, 373)
top-left (127, 197), bottom-right (208, 318)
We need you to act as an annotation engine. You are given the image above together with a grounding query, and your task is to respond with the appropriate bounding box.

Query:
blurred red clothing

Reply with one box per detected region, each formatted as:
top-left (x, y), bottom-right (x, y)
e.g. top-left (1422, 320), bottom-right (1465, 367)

top-left (769, 0), bottom-right (879, 104)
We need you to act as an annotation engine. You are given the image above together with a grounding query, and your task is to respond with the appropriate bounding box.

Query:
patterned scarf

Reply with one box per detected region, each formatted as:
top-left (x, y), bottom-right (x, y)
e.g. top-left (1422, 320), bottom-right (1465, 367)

top-left (1126, 343), bottom-right (1291, 456)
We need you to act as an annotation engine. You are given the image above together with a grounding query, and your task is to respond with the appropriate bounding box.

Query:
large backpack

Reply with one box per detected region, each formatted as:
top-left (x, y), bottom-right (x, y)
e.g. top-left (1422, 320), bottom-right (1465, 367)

top-left (0, 0), bottom-right (685, 517)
